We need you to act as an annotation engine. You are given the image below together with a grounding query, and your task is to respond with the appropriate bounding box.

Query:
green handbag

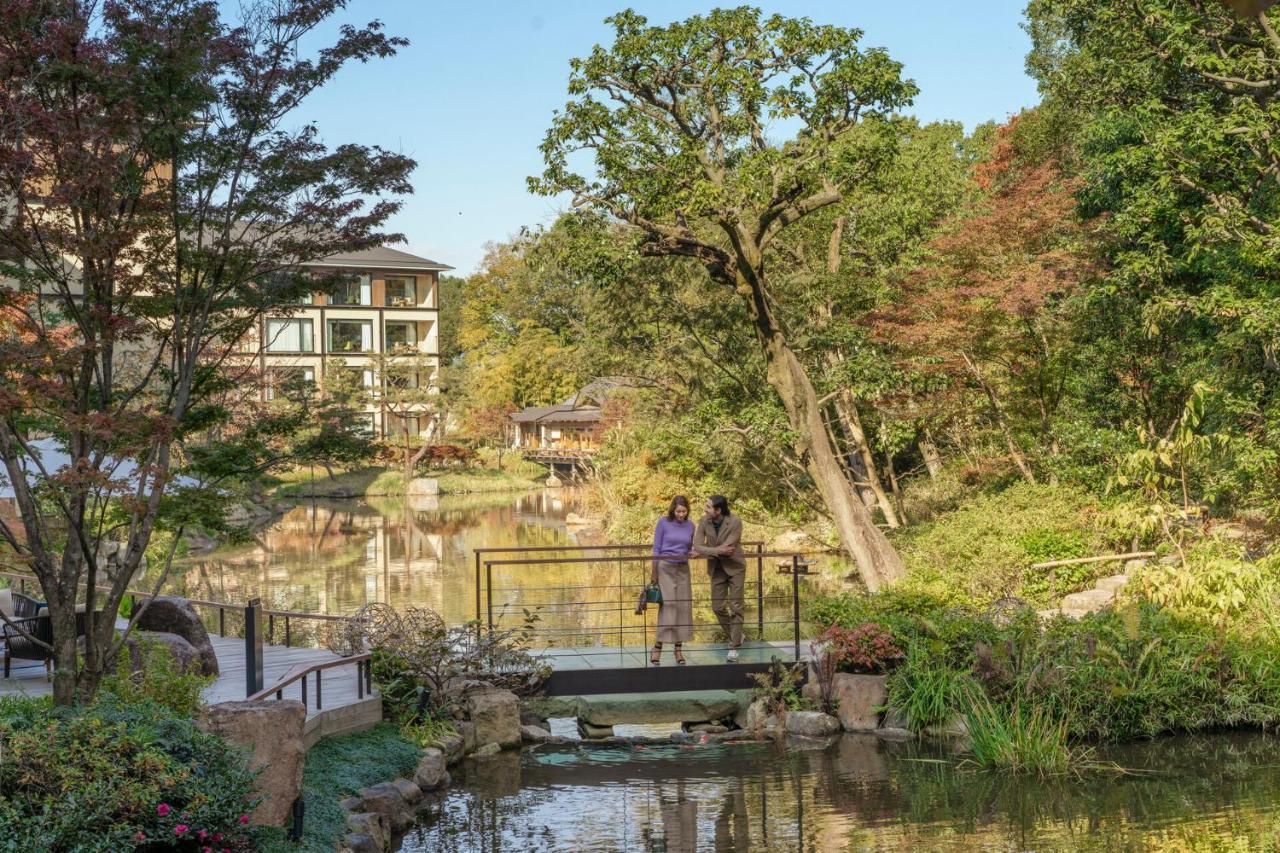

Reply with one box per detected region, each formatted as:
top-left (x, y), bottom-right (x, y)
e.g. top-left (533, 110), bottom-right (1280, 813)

top-left (644, 584), bottom-right (663, 604)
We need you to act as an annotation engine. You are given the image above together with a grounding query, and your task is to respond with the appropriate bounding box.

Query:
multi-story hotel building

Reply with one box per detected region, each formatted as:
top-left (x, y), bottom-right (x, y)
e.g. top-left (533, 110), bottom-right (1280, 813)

top-left (252, 246), bottom-right (452, 439)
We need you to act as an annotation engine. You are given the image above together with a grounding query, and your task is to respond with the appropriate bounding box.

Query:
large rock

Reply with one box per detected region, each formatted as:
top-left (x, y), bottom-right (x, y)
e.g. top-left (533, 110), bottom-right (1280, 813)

top-left (123, 631), bottom-right (201, 675)
top-left (407, 477), bottom-right (439, 496)
top-left (784, 711), bottom-right (841, 738)
top-left (744, 699), bottom-right (782, 736)
top-left (830, 673), bottom-right (887, 732)
top-left (356, 781), bottom-right (415, 833)
top-left (134, 596), bottom-right (218, 676)
top-left (465, 688), bottom-right (521, 749)
top-left (529, 690), bottom-right (746, 727)
top-left (200, 700), bottom-right (305, 826)
top-left (344, 812), bottom-right (389, 852)
top-left (414, 748), bottom-right (448, 791)
top-left (433, 731), bottom-right (465, 765)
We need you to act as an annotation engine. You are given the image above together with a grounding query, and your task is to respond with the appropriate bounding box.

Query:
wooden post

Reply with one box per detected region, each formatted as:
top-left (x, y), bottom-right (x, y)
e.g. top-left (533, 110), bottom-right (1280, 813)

top-left (244, 598), bottom-right (264, 697)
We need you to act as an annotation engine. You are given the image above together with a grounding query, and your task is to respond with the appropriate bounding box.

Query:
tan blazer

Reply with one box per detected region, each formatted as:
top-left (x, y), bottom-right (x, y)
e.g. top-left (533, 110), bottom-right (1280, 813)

top-left (693, 514), bottom-right (746, 576)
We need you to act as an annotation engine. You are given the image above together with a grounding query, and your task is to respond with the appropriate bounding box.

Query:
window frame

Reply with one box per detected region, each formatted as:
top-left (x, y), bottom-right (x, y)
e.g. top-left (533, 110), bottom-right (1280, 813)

top-left (264, 318), bottom-right (314, 353)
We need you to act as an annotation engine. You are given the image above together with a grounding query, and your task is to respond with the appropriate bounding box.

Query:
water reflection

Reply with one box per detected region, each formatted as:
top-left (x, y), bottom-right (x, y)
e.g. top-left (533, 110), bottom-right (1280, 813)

top-left (167, 491), bottom-right (581, 625)
top-left (400, 731), bottom-right (1280, 851)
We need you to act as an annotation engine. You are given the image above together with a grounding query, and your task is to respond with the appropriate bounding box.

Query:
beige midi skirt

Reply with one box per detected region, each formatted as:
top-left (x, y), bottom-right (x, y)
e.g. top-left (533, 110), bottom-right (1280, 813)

top-left (656, 560), bottom-right (693, 643)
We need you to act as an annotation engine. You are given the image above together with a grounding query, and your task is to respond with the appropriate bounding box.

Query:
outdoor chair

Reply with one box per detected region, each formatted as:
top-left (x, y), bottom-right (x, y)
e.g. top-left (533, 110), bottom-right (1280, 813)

top-left (3, 612), bottom-right (53, 678)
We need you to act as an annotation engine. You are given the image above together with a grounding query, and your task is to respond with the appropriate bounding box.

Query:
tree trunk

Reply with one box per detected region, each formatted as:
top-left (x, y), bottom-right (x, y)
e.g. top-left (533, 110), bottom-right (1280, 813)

top-left (832, 393), bottom-right (901, 528)
top-left (819, 217), bottom-right (900, 528)
top-left (734, 262), bottom-right (904, 589)
top-left (884, 454), bottom-right (908, 525)
top-left (919, 430), bottom-right (943, 479)
top-left (961, 351), bottom-right (1035, 484)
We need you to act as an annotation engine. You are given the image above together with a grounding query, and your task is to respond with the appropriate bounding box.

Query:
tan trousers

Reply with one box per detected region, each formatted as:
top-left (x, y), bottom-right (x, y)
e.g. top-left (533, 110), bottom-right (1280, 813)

top-left (655, 560), bottom-right (693, 644)
top-left (709, 564), bottom-right (745, 648)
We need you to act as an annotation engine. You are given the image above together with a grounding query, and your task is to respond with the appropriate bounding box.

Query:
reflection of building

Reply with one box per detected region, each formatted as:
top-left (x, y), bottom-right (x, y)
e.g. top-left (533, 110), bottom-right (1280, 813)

top-left (249, 247), bottom-right (453, 438)
top-left (510, 379), bottom-right (624, 451)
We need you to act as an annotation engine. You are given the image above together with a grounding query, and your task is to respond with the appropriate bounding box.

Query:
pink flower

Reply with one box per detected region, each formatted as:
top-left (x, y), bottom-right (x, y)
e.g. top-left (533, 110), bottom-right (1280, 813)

top-left (133, 832), bottom-right (146, 842)
top-left (174, 824), bottom-right (190, 835)
top-left (213, 834), bottom-right (223, 842)
top-left (238, 814), bottom-right (249, 825)
top-left (198, 830), bottom-right (209, 841)
top-left (156, 803), bottom-right (171, 817)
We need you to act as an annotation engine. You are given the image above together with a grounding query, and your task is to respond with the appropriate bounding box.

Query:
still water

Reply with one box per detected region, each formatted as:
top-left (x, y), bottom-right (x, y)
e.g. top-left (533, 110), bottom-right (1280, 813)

top-left (401, 731), bottom-right (1280, 852)
top-left (169, 491), bottom-right (583, 625)
top-left (168, 490), bottom-right (822, 646)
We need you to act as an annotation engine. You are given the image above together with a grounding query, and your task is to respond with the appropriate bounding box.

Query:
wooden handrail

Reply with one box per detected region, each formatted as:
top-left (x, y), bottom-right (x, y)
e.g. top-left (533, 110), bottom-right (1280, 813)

top-left (248, 652), bottom-right (371, 702)
top-left (0, 570), bottom-right (347, 622)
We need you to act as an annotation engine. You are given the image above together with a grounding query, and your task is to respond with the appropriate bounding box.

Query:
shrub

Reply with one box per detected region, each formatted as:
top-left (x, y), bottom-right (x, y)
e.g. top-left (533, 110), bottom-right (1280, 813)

top-left (0, 696), bottom-right (261, 851)
top-left (963, 693), bottom-right (1084, 775)
top-left (814, 623), bottom-right (902, 674)
top-left (748, 659), bottom-right (812, 716)
top-left (885, 646), bottom-right (975, 732)
top-left (100, 636), bottom-right (212, 718)
top-left (348, 604), bottom-right (551, 723)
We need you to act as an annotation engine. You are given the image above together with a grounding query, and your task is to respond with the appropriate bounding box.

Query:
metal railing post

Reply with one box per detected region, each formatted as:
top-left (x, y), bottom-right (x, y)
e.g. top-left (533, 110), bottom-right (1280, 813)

top-left (316, 668), bottom-right (322, 710)
top-left (485, 561), bottom-right (493, 632)
top-left (245, 597), bottom-right (264, 696)
top-left (755, 542), bottom-right (764, 640)
top-left (791, 555), bottom-right (801, 663)
top-left (218, 607), bottom-right (226, 637)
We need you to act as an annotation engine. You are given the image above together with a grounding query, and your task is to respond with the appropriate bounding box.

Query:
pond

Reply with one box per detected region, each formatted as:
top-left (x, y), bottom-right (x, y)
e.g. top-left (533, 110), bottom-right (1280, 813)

top-left (167, 490), bottom-right (835, 648)
top-left (400, 730), bottom-right (1280, 851)
top-left (168, 491), bottom-right (585, 626)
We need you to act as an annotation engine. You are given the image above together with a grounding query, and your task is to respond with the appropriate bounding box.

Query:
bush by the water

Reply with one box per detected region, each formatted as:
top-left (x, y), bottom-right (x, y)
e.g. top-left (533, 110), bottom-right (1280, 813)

top-left (0, 696), bottom-right (262, 851)
top-left (811, 588), bottom-right (1280, 746)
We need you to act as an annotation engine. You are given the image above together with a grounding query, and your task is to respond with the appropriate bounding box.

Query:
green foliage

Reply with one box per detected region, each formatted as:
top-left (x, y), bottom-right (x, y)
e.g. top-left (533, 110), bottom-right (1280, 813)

top-left (885, 647), bottom-right (975, 732)
top-left (1130, 541), bottom-right (1280, 636)
top-left (894, 481), bottom-right (1112, 606)
top-left (748, 659), bottom-right (813, 716)
top-left (99, 637), bottom-right (212, 718)
top-left (811, 584), bottom-right (1280, 744)
top-left (963, 692), bottom-right (1084, 775)
top-left (292, 724), bottom-right (423, 853)
top-left (0, 696), bottom-right (260, 851)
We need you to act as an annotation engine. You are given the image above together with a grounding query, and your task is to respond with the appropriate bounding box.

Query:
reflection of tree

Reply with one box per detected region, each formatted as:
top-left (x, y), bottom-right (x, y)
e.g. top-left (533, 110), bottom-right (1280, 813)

top-left (399, 734), bottom-right (1280, 852)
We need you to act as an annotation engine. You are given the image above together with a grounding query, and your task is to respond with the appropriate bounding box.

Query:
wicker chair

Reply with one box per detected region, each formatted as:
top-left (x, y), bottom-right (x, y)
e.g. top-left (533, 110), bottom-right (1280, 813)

top-left (3, 612), bottom-right (53, 678)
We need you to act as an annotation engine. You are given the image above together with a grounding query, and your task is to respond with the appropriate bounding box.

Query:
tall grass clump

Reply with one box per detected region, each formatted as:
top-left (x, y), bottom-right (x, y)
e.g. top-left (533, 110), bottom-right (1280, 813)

top-left (963, 693), bottom-right (1086, 775)
top-left (886, 647), bottom-right (974, 732)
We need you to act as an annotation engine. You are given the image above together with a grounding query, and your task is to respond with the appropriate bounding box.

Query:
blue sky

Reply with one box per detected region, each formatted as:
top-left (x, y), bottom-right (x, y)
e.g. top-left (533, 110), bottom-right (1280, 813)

top-left (296, 1), bottom-right (1040, 275)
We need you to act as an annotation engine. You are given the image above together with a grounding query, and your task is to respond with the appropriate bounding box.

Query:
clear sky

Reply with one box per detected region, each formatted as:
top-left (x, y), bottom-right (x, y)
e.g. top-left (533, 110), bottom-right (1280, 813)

top-left (295, 1), bottom-right (1041, 275)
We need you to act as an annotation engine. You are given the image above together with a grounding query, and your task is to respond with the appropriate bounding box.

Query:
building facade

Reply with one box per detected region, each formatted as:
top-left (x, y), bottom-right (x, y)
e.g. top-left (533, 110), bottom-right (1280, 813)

top-left (249, 246), bottom-right (452, 439)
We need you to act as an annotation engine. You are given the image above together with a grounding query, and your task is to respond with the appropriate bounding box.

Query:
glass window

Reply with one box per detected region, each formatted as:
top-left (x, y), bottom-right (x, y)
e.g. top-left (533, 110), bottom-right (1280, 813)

top-left (327, 320), bottom-right (372, 353)
top-left (331, 274), bottom-right (371, 306)
top-left (265, 318), bottom-right (313, 353)
top-left (385, 276), bottom-right (417, 306)
top-left (266, 367), bottom-right (315, 400)
top-left (385, 322), bottom-right (416, 349)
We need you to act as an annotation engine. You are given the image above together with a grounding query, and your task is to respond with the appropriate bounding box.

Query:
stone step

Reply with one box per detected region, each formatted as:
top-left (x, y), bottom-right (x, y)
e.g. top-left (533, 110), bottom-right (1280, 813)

top-left (1058, 587), bottom-right (1116, 617)
top-left (1094, 574), bottom-right (1129, 593)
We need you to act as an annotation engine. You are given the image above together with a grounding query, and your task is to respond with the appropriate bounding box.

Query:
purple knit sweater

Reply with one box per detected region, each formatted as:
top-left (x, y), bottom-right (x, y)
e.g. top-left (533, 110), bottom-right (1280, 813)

top-left (652, 516), bottom-right (694, 561)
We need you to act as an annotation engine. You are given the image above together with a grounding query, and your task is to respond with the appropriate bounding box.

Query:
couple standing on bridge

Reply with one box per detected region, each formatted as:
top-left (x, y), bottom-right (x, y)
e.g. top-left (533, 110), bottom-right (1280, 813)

top-left (649, 494), bottom-right (744, 666)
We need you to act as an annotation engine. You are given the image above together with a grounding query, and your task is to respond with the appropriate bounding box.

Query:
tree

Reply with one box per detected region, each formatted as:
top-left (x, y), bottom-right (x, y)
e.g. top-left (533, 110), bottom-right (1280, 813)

top-left (0, 0), bottom-right (413, 704)
top-left (532, 8), bottom-right (915, 588)
top-left (373, 350), bottom-right (442, 485)
top-left (870, 114), bottom-right (1094, 483)
top-left (283, 364), bottom-right (375, 479)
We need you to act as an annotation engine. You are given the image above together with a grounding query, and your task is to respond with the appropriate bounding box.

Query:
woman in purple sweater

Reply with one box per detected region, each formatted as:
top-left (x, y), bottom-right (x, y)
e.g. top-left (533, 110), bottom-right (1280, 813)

top-left (650, 495), bottom-right (695, 665)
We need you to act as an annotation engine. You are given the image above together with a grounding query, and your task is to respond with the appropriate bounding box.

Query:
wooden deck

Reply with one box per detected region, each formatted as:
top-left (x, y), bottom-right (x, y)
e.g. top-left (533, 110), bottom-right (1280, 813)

top-left (0, 626), bottom-right (364, 717)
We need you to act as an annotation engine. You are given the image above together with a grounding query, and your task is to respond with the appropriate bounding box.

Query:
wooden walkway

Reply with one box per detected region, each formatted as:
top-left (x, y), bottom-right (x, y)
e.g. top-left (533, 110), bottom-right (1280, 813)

top-left (0, 627), bottom-right (364, 717)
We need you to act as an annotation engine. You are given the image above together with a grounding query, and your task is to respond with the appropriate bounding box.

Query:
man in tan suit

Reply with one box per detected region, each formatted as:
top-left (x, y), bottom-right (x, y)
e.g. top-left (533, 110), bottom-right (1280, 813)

top-left (692, 495), bottom-right (746, 661)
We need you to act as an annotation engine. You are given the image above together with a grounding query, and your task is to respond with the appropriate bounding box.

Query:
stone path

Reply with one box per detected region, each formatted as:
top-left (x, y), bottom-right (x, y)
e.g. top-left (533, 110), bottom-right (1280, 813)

top-left (1039, 558), bottom-right (1150, 619)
